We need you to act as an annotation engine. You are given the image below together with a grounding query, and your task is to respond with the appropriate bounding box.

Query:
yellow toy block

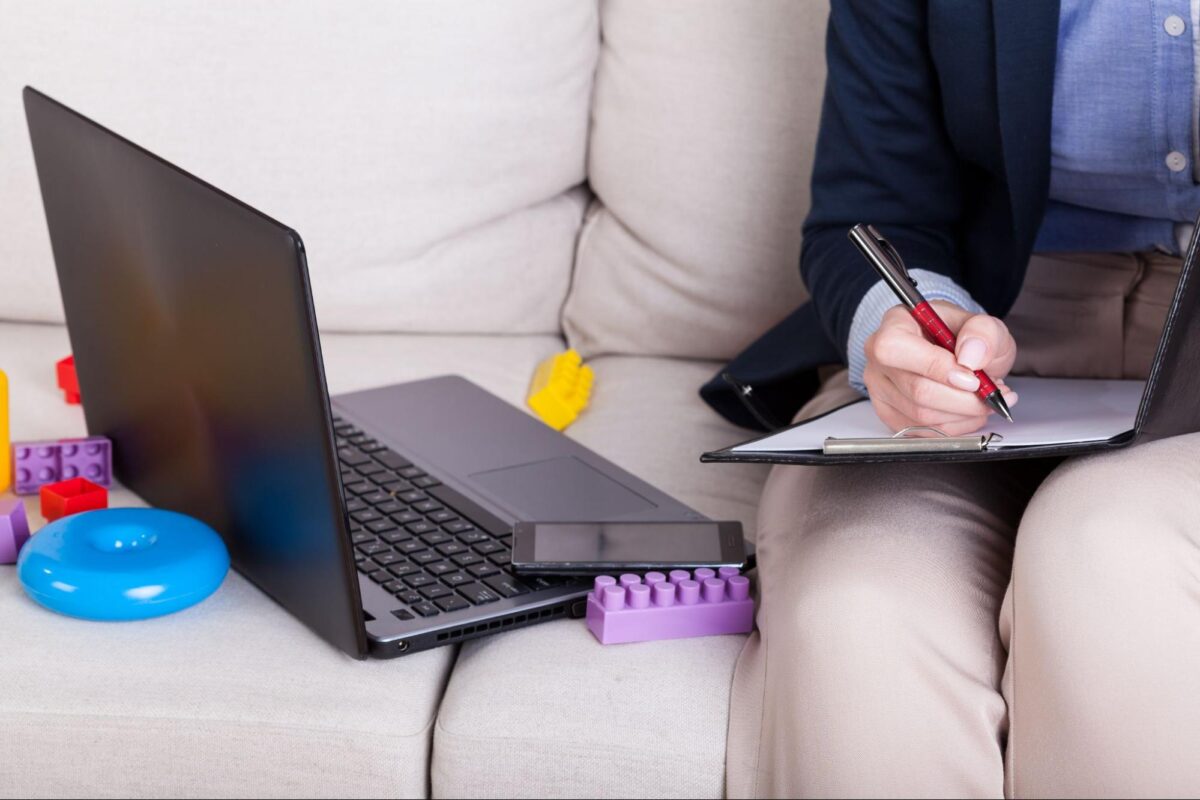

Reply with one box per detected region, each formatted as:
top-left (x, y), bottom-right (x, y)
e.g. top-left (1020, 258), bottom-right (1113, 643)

top-left (0, 369), bottom-right (9, 493)
top-left (527, 349), bottom-right (594, 431)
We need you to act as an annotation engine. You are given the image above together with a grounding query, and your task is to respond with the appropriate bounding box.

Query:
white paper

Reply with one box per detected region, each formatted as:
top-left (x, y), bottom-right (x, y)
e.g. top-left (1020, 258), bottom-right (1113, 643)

top-left (731, 377), bottom-right (1145, 453)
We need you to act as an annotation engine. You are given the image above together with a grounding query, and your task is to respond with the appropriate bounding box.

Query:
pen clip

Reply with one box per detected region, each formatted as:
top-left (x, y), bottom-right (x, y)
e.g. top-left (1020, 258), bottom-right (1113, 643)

top-left (864, 224), bottom-right (915, 286)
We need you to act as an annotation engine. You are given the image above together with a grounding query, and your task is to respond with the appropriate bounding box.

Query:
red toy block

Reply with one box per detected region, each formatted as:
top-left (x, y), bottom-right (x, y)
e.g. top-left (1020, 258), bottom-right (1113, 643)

top-left (56, 355), bottom-right (81, 405)
top-left (40, 477), bottom-right (108, 521)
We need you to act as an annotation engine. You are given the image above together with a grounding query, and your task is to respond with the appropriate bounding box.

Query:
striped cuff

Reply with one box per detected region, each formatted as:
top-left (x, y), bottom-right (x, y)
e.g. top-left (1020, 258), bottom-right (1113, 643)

top-left (846, 270), bottom-right (985, 395)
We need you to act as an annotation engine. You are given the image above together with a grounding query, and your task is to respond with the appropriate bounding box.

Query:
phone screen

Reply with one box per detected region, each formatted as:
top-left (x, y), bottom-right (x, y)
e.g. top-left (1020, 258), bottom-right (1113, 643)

top-left (528, 522), bottom-right (726, 564)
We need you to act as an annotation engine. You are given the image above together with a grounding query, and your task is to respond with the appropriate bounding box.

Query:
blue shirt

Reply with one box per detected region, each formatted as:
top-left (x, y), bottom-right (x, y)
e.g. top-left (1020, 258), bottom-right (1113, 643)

top-left (848, 0), bottom-right (1200, 393)
top-left (1035, 0), bottom-right (1200, 253)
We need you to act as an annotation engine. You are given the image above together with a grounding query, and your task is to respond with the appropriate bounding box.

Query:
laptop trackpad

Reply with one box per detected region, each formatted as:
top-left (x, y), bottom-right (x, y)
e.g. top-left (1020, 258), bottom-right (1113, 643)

top-left (468, 456), bottom-right (657, 520)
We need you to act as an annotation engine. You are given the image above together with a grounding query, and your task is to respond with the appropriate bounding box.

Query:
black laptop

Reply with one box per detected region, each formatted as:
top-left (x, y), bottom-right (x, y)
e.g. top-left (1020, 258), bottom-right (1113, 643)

top-left (22, 87), bottom-right (710, 658)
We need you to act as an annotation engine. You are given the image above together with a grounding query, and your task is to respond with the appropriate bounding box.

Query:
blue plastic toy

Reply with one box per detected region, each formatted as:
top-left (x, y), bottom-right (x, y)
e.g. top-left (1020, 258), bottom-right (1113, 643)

top-left (17, 508), bottom-right (229, 621)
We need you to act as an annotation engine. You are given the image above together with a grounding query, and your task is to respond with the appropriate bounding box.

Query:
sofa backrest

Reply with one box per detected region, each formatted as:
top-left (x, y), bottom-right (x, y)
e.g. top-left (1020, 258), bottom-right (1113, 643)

top-left (564, 0), bottom-right (829, 362)
top-left (2, 1), bottom-right (831, 363)
top-left (0, 0), bottom-right (596, 335)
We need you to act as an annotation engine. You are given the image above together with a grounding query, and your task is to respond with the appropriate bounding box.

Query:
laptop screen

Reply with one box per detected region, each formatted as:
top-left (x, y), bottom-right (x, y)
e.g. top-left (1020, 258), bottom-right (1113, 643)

top-left (24, 88), bottom-right (367, 658)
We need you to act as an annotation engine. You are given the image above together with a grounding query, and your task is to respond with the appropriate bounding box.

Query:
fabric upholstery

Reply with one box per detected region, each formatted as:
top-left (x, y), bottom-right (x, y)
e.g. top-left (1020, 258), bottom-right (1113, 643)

top-left (431, 355), bottom-right (768, 799)
top-left (565, 355), bottom-right (769, 540)
top-left (0, 322), bottom-right (562, 798)
top-left (0, 0), bottom-right (595, 334)
top-left (563, 0), bottom-right (825, 361)
top-left (433, 620), bottom-right (747, 799)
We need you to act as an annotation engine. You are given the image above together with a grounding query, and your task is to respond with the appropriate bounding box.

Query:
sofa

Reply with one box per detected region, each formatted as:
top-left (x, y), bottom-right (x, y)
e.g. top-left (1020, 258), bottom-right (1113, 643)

top-left (0, 2), bottom-right (829, 796)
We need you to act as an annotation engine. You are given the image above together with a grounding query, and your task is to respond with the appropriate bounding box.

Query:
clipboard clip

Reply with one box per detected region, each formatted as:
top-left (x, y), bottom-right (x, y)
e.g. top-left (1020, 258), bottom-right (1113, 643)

top-left (823, 426), bottom-right (1002, 455)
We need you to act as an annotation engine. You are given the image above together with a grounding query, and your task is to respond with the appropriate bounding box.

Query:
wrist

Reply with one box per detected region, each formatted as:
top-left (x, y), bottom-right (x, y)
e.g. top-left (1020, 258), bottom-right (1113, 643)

top-left (846, 271), bottom-right (985, 394)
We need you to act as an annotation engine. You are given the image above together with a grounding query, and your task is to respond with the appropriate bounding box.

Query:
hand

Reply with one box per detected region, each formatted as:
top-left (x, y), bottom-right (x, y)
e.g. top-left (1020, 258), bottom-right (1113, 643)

top-left (862, 301), bottom-right (1019, 435)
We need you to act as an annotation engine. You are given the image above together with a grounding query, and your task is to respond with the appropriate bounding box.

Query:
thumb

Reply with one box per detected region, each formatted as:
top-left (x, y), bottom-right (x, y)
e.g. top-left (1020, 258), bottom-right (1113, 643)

top-left (955, 314), bottom-right (1010, 372)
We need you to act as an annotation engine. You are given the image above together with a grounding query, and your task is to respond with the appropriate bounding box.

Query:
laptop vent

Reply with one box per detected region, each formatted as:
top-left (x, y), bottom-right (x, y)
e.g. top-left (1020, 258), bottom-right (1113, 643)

top-left (435, 603), bottom-right (568, 643)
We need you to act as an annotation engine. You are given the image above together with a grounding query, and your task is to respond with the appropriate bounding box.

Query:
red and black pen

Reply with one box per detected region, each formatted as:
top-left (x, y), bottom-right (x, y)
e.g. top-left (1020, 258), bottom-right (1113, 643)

top-left (848, 224), bottom-right (1013, 422)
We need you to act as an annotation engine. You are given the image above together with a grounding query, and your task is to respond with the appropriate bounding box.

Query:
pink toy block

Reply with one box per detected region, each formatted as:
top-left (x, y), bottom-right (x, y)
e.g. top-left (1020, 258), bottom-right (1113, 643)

top-left (585, 567), bottom-right (754, 645)
top-left (0, 498), bottom-right (30, 564)
top-left (11, 436), bottom-right (113, 495)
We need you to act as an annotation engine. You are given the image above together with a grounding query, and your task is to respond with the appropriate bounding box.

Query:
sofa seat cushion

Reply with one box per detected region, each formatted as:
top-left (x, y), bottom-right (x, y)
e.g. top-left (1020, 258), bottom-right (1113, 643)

top-left (0, 321), bottom-right (563, 798)
top-left (433, 620), bottom-right (746, 799)
top-left (432, 355), bottom-right (768, 799)
top-left (566, 355), bottom-right (770, 539)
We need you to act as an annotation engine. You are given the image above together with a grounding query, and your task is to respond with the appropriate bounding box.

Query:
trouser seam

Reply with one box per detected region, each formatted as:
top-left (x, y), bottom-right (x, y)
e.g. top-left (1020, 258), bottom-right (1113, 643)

top-left (749, 547), bottom-right (770, 799)
top-left (1007, 561), bottom-right (1019, 799)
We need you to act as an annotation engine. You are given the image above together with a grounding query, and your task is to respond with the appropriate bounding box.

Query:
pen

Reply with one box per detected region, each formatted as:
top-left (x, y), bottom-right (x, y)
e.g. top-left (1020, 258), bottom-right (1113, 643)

top-left (848, 224), bottom-right (1013, 423)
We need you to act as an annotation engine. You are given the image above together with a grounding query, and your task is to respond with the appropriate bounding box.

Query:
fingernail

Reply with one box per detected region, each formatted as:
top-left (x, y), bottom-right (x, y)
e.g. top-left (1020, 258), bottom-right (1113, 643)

top-left (958, 338), bottom-right (988, 370)
top-left (948, 369), bottom-right (980, 392)
top-left (1003, 390), bottom-right (1019, 407)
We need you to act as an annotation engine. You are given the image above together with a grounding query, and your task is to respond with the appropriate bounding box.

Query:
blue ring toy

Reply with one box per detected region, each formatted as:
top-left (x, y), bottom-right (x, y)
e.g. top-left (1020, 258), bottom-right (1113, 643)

top-left (17, 508), bottom-right (229, 621)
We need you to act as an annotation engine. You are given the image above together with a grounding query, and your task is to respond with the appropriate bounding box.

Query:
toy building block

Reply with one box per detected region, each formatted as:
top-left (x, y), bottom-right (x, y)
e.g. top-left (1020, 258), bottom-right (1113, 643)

top-left (585, 567), bottom-right (755, 645)
top-left (56, 355), bottom-right (80, 405)
top-left (12, 435), bottom-right (113, 495)
top-left (59, 437), bottom-right (112, 485)
top-left (527, 349), bottom-right (594, 431)
top-left (40, 477), bottom-right (108, 522)
top-left (0, 369), bottom-right (9, 493)
top-left (13, 442), bottom-right (64, 495)
top-left (0, 498), bottom-right (30, 564)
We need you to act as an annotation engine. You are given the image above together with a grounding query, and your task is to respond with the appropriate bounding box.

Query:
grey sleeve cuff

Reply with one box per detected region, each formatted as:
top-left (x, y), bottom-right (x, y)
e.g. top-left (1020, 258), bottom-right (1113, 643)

top-left (846, 270), bottom-right (985, 395)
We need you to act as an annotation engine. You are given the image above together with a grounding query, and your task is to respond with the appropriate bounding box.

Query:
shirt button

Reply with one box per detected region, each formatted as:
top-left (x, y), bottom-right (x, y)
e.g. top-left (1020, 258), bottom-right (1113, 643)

top-left (1165, 14), bottom-right (1186, 36)
top-left (1167, 151), bottom-right (1188, 172)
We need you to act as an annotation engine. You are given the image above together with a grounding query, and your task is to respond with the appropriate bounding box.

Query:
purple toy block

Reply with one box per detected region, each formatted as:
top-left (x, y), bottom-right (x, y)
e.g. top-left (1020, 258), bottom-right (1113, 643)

top-left (58, 437), bottom-right (112, 485)
top-left (0, 498), bottom-right (30, 564)
top-left (585, 566), bottom-right (754, 645)
top-left (12, 441), bottom-right (63, 495)
top-left (11, 435), bottom-right (112, 495)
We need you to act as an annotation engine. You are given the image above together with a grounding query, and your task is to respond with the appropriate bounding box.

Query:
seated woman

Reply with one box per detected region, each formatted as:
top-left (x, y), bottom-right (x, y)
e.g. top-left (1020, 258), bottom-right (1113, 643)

top-left (703, 2), bottom-right (1200, 796)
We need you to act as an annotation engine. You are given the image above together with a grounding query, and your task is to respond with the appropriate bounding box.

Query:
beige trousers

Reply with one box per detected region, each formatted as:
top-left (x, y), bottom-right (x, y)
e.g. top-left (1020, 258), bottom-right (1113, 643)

top-left (728, 252), bottom-right (1200, 798)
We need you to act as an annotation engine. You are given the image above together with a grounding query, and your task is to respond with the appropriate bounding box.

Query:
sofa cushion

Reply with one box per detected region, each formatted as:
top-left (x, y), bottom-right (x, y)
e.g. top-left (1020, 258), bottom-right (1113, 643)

top-left (433, 620), bottom-right (747, 799)
top-left (563, 0), bottom-right (828, 361)
top-left (432, 354), bottom-right (768, 798)
top-left (1, 571), bottom-right (453, 799)
top-left (0, 0), bottom-right (596, 334)
top-left (0, 321), bottom-right (563, 798)
top-left (564, 355), bottom-right (769, 539)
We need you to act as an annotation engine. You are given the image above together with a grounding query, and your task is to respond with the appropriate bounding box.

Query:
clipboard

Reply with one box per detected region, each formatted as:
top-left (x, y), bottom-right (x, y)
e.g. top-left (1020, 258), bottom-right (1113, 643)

top-left (702, 221), bottom-right (1200, 467)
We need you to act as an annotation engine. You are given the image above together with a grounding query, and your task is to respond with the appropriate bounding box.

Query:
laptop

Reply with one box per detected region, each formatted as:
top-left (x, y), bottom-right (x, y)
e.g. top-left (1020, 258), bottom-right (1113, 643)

top-left (22, 87), bottom-right (710, 659)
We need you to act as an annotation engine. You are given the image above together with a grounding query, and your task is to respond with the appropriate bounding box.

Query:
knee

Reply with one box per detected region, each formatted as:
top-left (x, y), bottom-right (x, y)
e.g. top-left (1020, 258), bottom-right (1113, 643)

top-left (755, 462), bottom-right (1014, 670)
top-left (1015, 435), bottom-right (1200, 603)
top-left (758, 524), bottom-right (966, 668)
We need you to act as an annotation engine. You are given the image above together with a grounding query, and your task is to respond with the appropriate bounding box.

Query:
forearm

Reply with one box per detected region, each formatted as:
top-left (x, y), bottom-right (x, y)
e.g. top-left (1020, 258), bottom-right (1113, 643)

top-left (799, 0), bottom-right (969, 361)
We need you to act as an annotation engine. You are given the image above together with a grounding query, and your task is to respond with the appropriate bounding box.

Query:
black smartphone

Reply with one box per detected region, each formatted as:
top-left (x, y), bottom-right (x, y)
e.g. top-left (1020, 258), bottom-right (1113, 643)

top-left (510, 520), bottom-right (746, 575)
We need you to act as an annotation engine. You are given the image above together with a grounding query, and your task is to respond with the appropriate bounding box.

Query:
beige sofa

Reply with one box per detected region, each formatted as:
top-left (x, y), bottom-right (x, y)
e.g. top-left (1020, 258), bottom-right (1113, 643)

top-left (0, 2), bottom-right (829, 796)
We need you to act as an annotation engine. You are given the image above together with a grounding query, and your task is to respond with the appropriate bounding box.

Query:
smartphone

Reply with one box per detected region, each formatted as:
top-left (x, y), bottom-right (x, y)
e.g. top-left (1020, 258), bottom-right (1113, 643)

top-left (510, 520), bottom-right (746, 575)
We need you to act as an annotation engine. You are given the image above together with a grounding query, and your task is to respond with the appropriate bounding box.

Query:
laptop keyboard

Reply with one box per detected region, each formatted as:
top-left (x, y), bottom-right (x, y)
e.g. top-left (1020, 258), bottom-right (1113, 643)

top-left (332, 415), bottom-right (571, 621)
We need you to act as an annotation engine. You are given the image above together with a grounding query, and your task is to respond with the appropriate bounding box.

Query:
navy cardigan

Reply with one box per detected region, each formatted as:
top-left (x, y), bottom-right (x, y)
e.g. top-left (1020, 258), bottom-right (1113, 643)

top-left (701, 0), bottom-right (1062, 430)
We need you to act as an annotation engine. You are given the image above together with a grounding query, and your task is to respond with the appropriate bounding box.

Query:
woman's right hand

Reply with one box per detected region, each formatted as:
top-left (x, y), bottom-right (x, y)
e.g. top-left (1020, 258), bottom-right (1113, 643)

top-left (862, 301), bottom-right (1019, 435)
